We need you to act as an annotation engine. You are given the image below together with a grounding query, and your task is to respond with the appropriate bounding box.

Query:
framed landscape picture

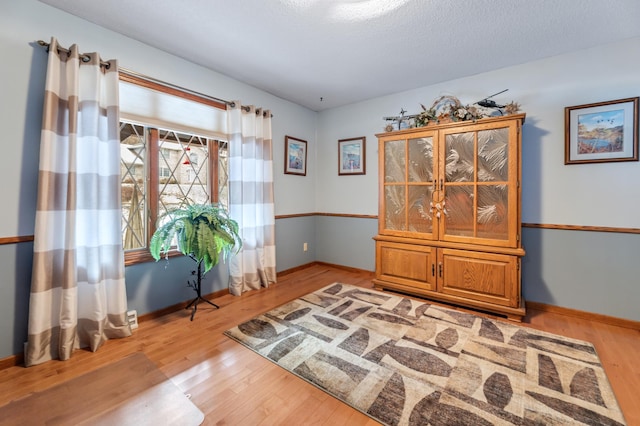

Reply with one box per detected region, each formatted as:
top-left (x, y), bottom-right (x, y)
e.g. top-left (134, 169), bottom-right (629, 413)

top-left (338, 136), bottom-right (366, 175)
top-left (565, 97), bottom-right (638, 164)
top-left (284, 135), bottom-right (307, 175)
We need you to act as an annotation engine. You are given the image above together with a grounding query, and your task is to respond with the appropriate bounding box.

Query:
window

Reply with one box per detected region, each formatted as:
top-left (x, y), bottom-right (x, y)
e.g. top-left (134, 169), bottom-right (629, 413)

top-left (189, 151), bottom-right (198, 166)
top-left (120, 123), bottom-right (229, 263)
top-left (118, 73), bottom-right (229, 265)
top-left (160, 166), bottom-right (171, 178)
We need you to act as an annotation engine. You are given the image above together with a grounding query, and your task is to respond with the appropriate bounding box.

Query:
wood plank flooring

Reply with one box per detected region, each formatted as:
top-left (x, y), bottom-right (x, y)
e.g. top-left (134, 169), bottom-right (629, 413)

top-left (0, 353), bottom-right (204, 425)
top-left (0, 264), bottom-right (638, 425)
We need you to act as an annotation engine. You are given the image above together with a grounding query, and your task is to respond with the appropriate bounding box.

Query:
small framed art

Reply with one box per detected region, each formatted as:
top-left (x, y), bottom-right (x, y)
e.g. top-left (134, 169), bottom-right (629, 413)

top-left (338, 136), bottom-right (366, 175)
top-left (284, 135), bottom-right (307, 176)
top-left (565, 97), bottom-right (638, 164)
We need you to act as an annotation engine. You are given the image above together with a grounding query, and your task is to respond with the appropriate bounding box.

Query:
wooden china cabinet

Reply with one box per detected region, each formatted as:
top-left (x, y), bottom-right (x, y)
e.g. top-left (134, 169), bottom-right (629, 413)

top-left (373, 113), bottom-right (526, 321)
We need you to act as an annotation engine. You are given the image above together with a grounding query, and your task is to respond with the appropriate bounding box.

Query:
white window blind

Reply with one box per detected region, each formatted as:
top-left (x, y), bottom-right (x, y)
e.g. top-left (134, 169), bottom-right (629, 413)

top-left (119, 80), bottom-right (228, 139)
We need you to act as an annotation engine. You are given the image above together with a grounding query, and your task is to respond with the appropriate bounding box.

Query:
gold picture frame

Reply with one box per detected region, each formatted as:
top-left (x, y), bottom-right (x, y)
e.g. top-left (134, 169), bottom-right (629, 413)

top-left (565, 97), bottom-right (638, 164)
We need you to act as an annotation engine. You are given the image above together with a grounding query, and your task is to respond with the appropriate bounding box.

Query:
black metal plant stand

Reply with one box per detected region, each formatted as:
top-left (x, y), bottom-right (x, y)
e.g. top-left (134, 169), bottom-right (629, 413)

top-left (185, 256), bottom-right (219, 321)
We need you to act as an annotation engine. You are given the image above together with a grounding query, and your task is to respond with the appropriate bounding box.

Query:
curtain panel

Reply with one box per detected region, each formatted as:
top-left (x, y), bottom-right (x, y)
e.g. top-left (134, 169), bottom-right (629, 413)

top-left (26, 38), bottom-right (131, 366)
top-left (227, 102), bottom-right (277, 295)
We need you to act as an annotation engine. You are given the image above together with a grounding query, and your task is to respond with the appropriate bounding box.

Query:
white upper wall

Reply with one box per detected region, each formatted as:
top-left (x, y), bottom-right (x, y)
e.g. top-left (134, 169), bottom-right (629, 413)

top-left (317, 36), bottom-right (640, 228)
top-left (0, 0), bottom-right (317, 237)
top-left (3, 0), bottom-right (640, 234)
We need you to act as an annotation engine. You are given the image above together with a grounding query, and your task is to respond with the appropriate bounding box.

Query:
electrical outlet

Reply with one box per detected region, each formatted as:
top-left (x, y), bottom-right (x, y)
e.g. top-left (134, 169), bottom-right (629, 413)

top-left (303, 242), bottom-right (308, 252)
top-left (126, 310), bottom-right (139, 330)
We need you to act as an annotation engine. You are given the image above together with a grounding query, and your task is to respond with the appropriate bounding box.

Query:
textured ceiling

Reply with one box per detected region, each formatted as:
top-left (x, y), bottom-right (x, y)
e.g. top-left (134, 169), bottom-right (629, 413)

top-left (40, 0), bottom-right (640, 111)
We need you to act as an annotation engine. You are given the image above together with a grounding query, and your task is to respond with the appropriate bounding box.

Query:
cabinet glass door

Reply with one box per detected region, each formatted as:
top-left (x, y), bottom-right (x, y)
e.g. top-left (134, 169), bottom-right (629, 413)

top-left (383, 139), bottom-right (406, 231)
top-left (477, 128), bottom-right (510, 240)
top-left (408, 137), bottom-right (435, 234)
top-left (382, 135), bottom-right (435, 237)
top-left (441, 124), bottom-right (515, 246)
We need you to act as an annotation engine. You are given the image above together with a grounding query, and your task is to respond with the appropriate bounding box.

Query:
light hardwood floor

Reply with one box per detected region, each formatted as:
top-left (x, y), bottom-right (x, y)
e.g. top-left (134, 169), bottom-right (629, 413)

top-left (0, 264), bottom-right (638, 425)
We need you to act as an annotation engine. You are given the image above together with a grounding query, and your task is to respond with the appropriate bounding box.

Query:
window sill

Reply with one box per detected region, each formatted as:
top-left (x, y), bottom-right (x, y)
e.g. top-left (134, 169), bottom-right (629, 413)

top-left (124, 249), bottom-right (182, 266)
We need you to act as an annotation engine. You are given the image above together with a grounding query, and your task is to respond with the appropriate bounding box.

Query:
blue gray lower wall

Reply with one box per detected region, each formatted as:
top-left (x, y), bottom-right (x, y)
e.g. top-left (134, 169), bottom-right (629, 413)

top-left (124, 255), bottom-right (229, 316)
top-left (275, 216), bottom-right (317, 272)
top-left (521, 226), bottom-right (640, 322)
top-left (0, 243), bottom-right (230, 360)
top-left (280, 215), bottom-right (640, 322)
top-left (315, 215), bottom-right (377, 272)
top-left (0, 242), bottom-right (33, 361)
top-left (1, 218), bottom-right (638, 360)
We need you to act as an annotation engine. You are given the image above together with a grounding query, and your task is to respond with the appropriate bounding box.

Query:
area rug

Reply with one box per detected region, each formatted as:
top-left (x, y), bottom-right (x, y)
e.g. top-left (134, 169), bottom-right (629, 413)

top-left (224, 283), bottom-right (626, 426)
top-left (0, 353), bottom-right (204, 426)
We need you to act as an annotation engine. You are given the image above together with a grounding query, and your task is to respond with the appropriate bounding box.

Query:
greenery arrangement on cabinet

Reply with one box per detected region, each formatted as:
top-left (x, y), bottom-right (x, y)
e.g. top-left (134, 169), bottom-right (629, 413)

top-left (150, 203), bottom-right (242, 272)
top-left (383, 93), bottom-right (522, 132)
top-left (415, 95), bottom-right (521, 127)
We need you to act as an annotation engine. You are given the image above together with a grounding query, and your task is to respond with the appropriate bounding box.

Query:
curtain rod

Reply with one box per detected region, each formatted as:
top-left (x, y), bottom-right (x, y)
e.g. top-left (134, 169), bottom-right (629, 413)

top-left (36, 39), bottom-right (273, 117)
top-left (37, 39), bottom-right (111, 67)
top-left (37, 40), bottom-right (232, 107)
top-left (118, 67), bottom-right (233, 108)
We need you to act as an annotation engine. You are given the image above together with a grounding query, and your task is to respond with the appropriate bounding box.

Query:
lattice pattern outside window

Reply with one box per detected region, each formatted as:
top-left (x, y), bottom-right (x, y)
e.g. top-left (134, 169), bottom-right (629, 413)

top-left (157, 129), bottom-right (210, 218)
top-left (120, 122), bottom-right (228, 254)
top-left (121, 122), bottom-right (146, 251)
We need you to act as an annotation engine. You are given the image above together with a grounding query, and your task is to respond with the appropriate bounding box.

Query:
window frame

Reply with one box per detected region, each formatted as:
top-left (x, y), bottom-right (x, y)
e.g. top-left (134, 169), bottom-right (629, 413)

top-left (119, 72), bottom-right (227, 266)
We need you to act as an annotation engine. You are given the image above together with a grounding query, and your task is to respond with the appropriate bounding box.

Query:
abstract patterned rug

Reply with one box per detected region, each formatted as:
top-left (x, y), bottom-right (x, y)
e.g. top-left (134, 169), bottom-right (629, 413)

top-left (224, 283), bottom-right (626, 425)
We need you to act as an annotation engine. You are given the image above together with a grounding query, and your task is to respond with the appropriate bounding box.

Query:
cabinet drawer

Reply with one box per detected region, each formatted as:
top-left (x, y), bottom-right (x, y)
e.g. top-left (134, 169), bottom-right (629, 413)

top-left (376, 242), bottom-right (436, 291)
top-left (439, 248), bottom-right (518, 307)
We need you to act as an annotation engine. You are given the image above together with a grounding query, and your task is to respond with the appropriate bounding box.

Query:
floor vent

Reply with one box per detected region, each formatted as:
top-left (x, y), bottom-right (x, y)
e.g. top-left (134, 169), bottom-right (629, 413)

top-left (127, 310), bottom-right (139, 330)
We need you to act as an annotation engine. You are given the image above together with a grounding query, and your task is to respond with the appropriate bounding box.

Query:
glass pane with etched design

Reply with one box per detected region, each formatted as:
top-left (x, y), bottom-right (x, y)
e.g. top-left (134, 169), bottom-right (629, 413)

top-left (384, 140), bottom-right (405, 183)
top-left (477, 185), bottom-right (509, 240)
top-left (445, 132), bottom-right (475, 183)
top-left (408, 185), bottom-right (433, 233)
top-left (408, 137), bottom-right (434, 183)
top-left (120, 122), bottom-right (147, 250)
top-left (443, 185), bottom-right (474, 237)
top-left (157, 130), bottom-right (210, 219)
top-left (217, 140), bottom-right (229, 209)
top-left (478, 128), bottom-right (509, 182)
top-left (384, 185), bottom-right (405, 230)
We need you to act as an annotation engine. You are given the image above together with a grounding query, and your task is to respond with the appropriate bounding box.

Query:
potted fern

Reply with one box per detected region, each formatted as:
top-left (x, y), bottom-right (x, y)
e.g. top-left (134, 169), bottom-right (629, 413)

top-left (150, 203), bottom-right (242, 320)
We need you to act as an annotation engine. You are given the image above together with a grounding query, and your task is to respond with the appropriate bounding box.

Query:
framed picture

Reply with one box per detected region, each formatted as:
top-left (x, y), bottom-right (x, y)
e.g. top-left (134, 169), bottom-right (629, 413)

top-left (338, 136), bottom-right (366, 175)
top-left (565, 97), bottom-right (639, 164)
top-left (284, 135), bottom-right (307, 175)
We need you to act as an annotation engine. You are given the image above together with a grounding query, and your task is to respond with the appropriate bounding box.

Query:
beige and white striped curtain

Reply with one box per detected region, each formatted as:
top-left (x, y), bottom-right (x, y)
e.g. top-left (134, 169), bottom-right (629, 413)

top-left (227, 102), bottom-right (276, 295)
top-left (26, 38), bottom-right (131, 366)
